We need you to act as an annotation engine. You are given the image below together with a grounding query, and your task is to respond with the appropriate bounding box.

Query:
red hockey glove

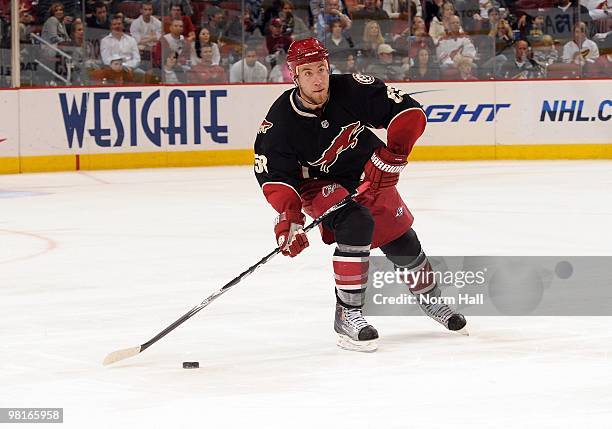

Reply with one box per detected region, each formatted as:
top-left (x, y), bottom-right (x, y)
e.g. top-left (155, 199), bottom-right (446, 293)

top-left (363, 146), bottom-right (408, 190)
top-left (274, 210), bottom-right (309, 257)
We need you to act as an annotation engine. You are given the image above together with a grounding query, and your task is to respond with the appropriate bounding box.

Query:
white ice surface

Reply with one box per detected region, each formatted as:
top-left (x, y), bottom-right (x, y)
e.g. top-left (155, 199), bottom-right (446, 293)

top-left (1, 161), bottom-right (612, 429)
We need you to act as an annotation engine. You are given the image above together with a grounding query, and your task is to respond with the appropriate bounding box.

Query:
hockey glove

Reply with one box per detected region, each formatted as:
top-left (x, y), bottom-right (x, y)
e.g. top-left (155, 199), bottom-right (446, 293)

top-left (363, 146), bottom-right (407, 190)
top-left (274, 210), bottom-right (309, 257)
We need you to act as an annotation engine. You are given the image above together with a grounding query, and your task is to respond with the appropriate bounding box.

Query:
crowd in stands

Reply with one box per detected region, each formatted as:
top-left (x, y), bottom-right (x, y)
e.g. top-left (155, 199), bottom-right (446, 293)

top-left (3, 0), bottom-right (610, 85)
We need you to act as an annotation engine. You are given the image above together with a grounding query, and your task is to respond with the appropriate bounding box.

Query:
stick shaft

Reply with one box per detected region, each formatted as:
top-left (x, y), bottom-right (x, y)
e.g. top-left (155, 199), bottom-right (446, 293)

top-left (137, 184), bottom-right (368, 354)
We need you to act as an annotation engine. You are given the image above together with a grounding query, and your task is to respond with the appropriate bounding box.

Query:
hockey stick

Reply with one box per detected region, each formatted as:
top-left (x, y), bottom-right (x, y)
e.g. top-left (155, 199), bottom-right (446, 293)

top-left (102, 181), bottom-right (371, 366)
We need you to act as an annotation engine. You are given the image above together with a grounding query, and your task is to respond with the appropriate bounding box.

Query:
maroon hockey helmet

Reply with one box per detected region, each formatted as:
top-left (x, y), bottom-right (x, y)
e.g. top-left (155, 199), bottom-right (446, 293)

top-left (286, 37), bottom-right (329, 78)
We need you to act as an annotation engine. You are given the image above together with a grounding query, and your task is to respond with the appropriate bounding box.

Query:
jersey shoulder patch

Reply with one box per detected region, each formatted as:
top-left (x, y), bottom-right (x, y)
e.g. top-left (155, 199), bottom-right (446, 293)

top-left (351, 73), bottom-right (375, 85)
top-left (258, 119), bottom-right (274, 134)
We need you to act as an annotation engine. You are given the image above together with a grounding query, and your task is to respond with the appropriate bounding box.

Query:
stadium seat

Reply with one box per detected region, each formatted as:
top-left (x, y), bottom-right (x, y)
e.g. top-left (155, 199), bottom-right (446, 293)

top-left (546, 63), bottom-right (581, 79)
top-left (115, 1), bottom-right (143, 19)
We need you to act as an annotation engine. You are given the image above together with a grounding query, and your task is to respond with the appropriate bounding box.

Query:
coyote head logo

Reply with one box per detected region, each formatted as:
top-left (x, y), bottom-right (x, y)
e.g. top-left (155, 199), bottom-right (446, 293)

top-left (258, 119), bottom-right (273, 134)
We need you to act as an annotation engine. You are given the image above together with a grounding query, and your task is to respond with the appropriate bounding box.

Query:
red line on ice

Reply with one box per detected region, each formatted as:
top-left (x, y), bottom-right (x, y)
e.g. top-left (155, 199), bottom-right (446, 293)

top-left (0, 229), bottom-right (57, 264)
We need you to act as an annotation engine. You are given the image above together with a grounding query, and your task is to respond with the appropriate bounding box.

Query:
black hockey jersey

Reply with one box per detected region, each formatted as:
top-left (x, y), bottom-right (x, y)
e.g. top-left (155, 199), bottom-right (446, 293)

top-left (254, 73), bottom-right (424, 214)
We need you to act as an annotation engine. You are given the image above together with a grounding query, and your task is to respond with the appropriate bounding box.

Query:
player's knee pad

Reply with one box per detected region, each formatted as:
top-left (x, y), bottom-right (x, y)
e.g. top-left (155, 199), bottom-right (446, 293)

top-left (380, 229), bottom-right (421, 266)
top-left (325, 202), bottom-right (374, 247)
top-left (380, 229), bottom-right (436, 294)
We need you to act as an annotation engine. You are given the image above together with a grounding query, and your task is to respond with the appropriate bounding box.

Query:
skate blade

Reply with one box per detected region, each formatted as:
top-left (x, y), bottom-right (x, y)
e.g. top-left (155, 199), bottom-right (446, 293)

top-left (454, 327), bottom-right (469, 336)
top-left (336, 334), bottom-right (378, 352)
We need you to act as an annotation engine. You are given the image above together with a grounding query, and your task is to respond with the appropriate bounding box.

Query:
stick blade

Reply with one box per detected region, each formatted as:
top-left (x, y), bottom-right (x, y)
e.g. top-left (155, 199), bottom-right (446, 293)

top-left (103, 345), bottom-right (141, 366)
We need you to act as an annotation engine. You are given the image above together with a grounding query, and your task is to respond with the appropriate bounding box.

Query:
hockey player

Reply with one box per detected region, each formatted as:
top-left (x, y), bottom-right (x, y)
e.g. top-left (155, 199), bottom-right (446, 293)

top-left (253, 37), bottom-right (466, 352)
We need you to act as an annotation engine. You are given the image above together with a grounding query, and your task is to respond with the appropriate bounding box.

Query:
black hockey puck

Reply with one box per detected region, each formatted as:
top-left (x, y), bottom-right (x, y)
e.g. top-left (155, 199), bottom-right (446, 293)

top-left (182, 361), bottom-right (199, 369)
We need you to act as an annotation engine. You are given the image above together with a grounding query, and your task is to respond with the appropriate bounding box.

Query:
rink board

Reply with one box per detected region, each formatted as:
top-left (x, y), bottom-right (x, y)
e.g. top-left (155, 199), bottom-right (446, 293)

top-left (0, 89), bottom-right (20, 173)
top-left (0, 79), bottom-right (610, 173)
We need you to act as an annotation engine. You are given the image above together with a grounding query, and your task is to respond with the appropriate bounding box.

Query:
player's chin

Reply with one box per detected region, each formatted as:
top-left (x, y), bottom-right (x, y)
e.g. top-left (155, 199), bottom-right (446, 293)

top-left (312, 90), bottom-right (328, 104)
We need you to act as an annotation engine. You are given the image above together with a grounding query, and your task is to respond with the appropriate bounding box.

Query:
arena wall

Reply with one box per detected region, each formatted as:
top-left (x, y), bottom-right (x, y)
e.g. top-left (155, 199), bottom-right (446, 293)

top-left (0, 79), bottom-right (610, 174)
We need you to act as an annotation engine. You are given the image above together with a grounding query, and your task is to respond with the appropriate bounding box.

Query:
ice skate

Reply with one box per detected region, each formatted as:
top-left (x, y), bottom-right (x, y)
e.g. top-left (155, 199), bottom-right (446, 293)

top-left (414, 287), bottom-right (468, 335)
top-left (334, 303), bottom-right (379, 352)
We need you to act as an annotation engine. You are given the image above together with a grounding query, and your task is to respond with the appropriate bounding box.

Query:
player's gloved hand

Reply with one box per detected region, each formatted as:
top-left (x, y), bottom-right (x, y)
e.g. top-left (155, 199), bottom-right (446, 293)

top-left (274, 210), bottom-right (309, 257)
top-left (363, 146), bottom-right (408, 190)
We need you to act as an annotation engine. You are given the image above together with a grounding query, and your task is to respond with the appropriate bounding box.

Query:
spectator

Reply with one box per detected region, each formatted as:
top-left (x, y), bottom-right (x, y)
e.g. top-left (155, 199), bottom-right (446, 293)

top-left (350, 54), bottom-right (363, 73)
top-left (163, 4), bottom-right (196, 42)
top-left (63, 19), bottom-right (96, 82)
top-left (279, 0), bottom-right (311, 40)
top-left (351, 0), bottom-right (390, 39)
top-left (223, 10), bottom-right (258, 46)
top-left (477, 0), bottom-right (498, 20)
top-left (342, 0), bottom-right (364, 17)
top-left (394, 16), bottom-right (435, 60)
top-left (263, 0), bottom-right (284, 34)
top-left (331, 52), bottom-right (363, 74)
top-left (584, 47), bottom-right (611, 77)
top-left (454, 0), bottom-right (481, 34)
top-left (360, 19), bottom-right (385, 66)
top-left (243, 0), bottom-right (264, 35)
top-left (499, 39), bottom-right (542, 79)
top-left (130, 2), bottom-right (162, 50)
top-left (326, 19), bottom-right (354, 66)
top-left (89, 54), bottom-right (136, 84)
top-left (456, 55), bottom-right (477, 79)
top-left (164, 0), bottom-right (193, 18)
top-left (365, 43), bottom-right (407, 80)
top-left (19, 8), bottom-right (35, 43)
top-left (383, 0), bottom-right (421, 20)
top-left (188, 44), bottom-right (227, 83)
top-left (115, 12), bottom-right (133, 30)
top-left (266, 17), bottom-right (293, 55)
top-left (477, 17), bottom-right (514, 77)
top-left (388, 0), bottom-right (417, 37)
top-left (494, 18), bottom-right (514, 57)
top-left (83, 2), bottom-right (109, 51)
top-left (562, 21), bottom-right (600, 64)
top-left (37, 0), bottom-right (78, 21)
top-left (525, 9), bottom-right (547, 45)
top-left (161, 51), bottom-right (187, 83)
top-left (436, 15), bottom-right (476, 67)
top-left (67, 19), bottom-right (85, 51)
top-left (100, 14), bottom-right (141, 70)
top-left (191, 26), bottom-right (221, 65)
top-left (38, 3), bottom-right (71, 84)
top-left (424, 0), bottom-right (445, 28)
top-left (408, 47), bottom-right (440, 80)
top-left (268, 49), bottom-right (293, 81)
top-left (532, 34), bottom-right (559, 68)
top-left (86, 2), bottom-right (110, 30)
top-left (596, 27), bottom-right (612, 50)
top-left (480, 6), bottom-right (500, 36)
top-left (311, 0), bottom-right (350, 20)
top-left (206, 6), bottom-right (227, 43)
top-left (155, 18), bottom-right (192, 67)
top-left (429, 1), bottom-right (460, 44)
top-left (41, 2), bottom-right (70, 46)
top-left (542, 0), bottom-right (593, 44)
top-left (580, 0), bottom-right (611, 22)
top-left (229, 46), bottom-right (268, 82)
top-left (316, 0), bottom-right (352, 40)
